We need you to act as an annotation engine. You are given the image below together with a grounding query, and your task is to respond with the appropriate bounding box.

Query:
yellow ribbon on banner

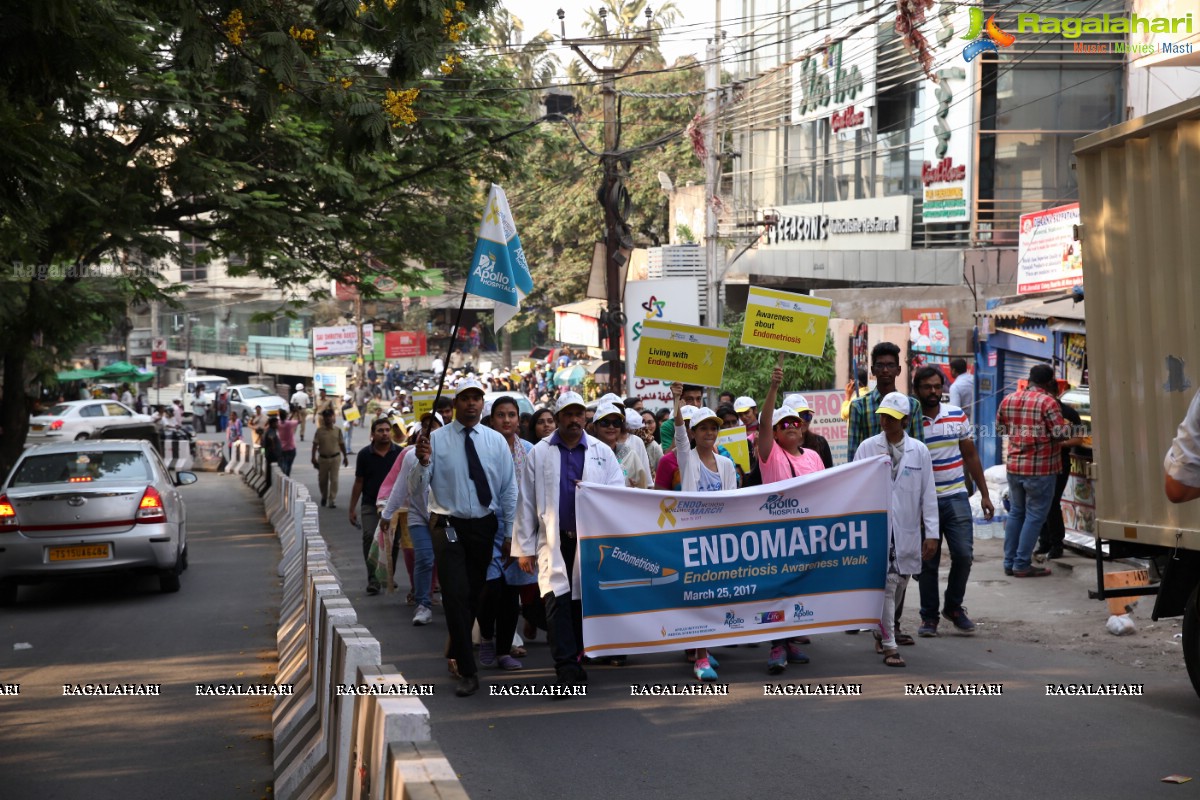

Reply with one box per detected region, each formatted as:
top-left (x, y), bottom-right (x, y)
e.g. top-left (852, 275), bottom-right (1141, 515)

top-left (658, 498), bottom-right (678, 528)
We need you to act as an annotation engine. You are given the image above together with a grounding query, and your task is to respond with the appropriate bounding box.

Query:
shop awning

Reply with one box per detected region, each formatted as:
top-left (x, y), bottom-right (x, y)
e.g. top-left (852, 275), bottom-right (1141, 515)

top-left (977, 294), bottom-right (1085, 323)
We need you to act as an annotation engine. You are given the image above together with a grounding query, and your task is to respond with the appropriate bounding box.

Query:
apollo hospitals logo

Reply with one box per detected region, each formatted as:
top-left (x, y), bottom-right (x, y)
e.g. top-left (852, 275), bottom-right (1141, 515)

top-left (793, 603), bottom-right (815, 621)
top-left (759, 493), bottom-right (802, 517)
top-left (724, 610), bottom-right (745, 629)
top-left (472, 251), bottom-right (511, 289)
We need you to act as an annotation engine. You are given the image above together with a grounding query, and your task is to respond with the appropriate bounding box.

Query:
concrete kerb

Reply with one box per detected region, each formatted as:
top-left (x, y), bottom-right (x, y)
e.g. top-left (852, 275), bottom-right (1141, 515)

top-left (385, 742), bottom-right (469, 800)
top-left (345, 664), bottom-right (433, 800)
top-left (263, 471), bottom-right (468, 800)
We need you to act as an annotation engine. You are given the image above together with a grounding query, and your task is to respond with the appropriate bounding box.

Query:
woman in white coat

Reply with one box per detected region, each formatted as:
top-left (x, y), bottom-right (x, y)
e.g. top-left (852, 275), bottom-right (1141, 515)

top-left (513, 392), bottom-right (625, 684)
top-left (852, 392), bottom-right (939, 668)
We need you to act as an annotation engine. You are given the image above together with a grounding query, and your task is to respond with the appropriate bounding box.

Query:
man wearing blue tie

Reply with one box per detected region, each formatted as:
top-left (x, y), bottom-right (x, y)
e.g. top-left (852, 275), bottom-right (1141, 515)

top-left (409, 377), bottom-right (517, 697)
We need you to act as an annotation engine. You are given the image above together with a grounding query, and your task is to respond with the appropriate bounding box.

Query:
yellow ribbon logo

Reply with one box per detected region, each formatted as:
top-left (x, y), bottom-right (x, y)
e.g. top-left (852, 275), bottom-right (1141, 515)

top-left (701, 348), bottom-right (713, 366)
top-left (484, 199), bottom-right (500, 226)
top-left (805, 317), bottom-right (817, 335)
top-left (658, 498), bottom-right (678, 528)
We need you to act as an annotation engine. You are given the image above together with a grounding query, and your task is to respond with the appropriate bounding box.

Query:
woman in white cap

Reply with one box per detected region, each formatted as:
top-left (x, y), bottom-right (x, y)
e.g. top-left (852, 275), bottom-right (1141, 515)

top-left (757, 365), bottom-right (826, 675)
top-left (593, 403), bottom-right (650, 489)
top-left (670, 382), bottom-right (736, 681)
top-left (783, 393), bottom-right (833, 469)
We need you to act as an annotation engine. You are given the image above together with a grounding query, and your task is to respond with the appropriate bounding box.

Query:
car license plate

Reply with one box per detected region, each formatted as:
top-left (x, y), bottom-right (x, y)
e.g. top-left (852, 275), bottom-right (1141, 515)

top-left (48, 544), bottom-right (111, 561)
top-left (30, 425), bottom-right (44, 432)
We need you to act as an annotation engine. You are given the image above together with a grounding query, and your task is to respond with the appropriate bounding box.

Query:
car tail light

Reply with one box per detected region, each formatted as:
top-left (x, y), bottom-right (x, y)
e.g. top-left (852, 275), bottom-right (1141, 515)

top-left (49, 420), bottom-right (64, 431)
top-left (136, 487), bottom-right (167, 524)
top-left (0, 494), bottom-right (18, 530)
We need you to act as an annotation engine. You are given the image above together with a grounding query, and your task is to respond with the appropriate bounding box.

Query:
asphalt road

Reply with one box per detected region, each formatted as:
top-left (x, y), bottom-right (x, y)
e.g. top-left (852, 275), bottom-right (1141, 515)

top-left (289, 450), bottom-right (1200, 800)
top-left (0, 470), bottom-right (278, 800)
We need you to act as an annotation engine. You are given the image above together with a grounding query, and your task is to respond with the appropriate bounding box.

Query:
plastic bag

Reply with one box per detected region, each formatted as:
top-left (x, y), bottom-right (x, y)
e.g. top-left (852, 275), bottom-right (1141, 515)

top-left (1106, 614), bottom-right (1136, 636)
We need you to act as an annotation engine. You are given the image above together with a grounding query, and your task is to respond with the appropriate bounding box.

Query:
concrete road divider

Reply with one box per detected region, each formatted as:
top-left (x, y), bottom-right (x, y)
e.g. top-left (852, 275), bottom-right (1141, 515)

top-left (246, 450), bottom-right (467, 799)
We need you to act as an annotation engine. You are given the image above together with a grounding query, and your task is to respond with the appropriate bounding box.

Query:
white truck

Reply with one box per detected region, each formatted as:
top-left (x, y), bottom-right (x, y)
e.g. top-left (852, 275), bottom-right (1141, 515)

top-left (1075, 96), bottom-right (1200, 697)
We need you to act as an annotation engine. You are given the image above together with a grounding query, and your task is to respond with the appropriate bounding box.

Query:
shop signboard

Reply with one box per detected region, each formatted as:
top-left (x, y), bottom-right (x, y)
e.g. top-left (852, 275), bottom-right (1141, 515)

top-left (759, 196), bottom-right (912, 251)
top-left (919, 3), bottom-right (977, 223)
top-left (624, 279), bottom-right (701, 413)
top-left (790, 29), bottom-right (876, 127)
top-left (384, 331), bottom-right (428, 359)
top-left (313, 324), bottom-right (374, 357)
top-left (1017, 203), bottom-right (1083, 294)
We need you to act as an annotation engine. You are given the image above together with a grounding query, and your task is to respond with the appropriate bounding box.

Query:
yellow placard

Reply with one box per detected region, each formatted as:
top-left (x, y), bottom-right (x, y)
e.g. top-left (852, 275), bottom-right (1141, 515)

top-left (634, 320), bottom-right (730, 388)
top-left (741, 285), bottom-right (832, 357)
top-left (412, 390), bottom-right (438, 421)
top-left (717, 425), bottom-right (751, 472)
top-left (342, 406), bottom-right (361, 423)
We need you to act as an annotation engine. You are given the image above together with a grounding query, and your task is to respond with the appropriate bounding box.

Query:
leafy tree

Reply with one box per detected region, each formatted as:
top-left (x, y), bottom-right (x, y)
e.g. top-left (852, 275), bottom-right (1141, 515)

top-left (720, 313), bottom-right (837, 399)
top-left (583, 0), bottom-right (681, 67)
top-left (0, 0), bottom-right (539, 474)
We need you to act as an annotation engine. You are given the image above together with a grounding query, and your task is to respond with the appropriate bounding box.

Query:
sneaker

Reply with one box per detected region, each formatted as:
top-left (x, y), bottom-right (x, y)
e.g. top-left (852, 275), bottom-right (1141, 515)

top-left (479, 639), bottom-right (497, 668)
top-left (497, 655), bottom-right (523, 671)
top-left (366, 581), bottom-right (380, 595)
top-left (1004, 566), bottom-right (1014, 576)
top-left (1013, 566), bottom-right (1052, 577)
top-left (918, 618), bottom-right (939, 637)
top-left (942, 607), bottom-right (976, 633)
top-left (412, 605), bottom-right (433, 626)
top-left (328, 502), bottom-right (336, 509)
top-left (785, 642), bottom-right (810, 664)
top-left (767, 645), bottom-right (787, 675)
top-left (694, 657), bottom-right (718, 681)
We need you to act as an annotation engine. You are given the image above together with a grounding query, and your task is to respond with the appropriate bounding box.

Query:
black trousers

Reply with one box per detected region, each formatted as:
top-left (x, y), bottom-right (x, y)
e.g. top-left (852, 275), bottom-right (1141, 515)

top-left (544, 532), bottom-right (585, 674)
top-left (478, 576), bottom-right (521, 657)
top-left (1038, 470), bottom-right (1072, 554)
top-left (430, 512), bottom-right (497, 679)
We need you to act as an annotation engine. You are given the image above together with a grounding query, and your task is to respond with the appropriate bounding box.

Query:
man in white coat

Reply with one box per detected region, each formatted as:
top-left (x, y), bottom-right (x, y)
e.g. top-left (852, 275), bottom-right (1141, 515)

top-left (514, 391), bottom-right (625, 686)
top-left (853, 392), bottom-right (939, 668)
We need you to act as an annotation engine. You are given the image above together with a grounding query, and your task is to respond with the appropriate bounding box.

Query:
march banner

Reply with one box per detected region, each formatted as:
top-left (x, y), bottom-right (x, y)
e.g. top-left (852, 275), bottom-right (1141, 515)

top-left (741, 286), bottom-right (832, 358)
top-left (576, 457), bottom-right (890, 656)
top-left (633, 319), bottom-right (729, 387)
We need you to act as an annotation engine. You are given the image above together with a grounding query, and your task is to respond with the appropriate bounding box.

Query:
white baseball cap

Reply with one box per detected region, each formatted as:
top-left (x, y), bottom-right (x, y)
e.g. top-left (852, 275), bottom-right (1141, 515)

top-left (454, 378), bottom-right (485, 397)
top-left (783, 394), bottom-right (814, 414)
top-left (598, 393), bottom-right (624, 408)
top-left (733, 396), bottom-right (756, 413)
top-left (689, 407), bottom-right (721, 429)
top-left (595, 402), bottom-right (623, 422)
top-left (482, 399), bottom-right (494, 418)
top-left (555, 392), bottom-right (586, 413)
top-left (679, 405), bottom-right (698, 421)
top-left (295, 383), bottom-right (304, 390)
top-left (877, 391), bottom-right (911, 420)
top-left (772, 406), bottom-right (800, 427)
top-left (624, 408), bottom-right (644, 430)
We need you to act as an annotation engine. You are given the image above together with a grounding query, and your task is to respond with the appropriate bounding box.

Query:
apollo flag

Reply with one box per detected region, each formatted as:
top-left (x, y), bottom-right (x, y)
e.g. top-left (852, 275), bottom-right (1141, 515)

top-left (465, 184), bottom-right (534, 331)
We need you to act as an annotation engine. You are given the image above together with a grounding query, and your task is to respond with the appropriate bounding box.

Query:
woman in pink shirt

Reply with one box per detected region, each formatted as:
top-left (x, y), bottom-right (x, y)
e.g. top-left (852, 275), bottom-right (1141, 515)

top-left (756, 364), bottom-right (825, 674)
top-left (277, 409), bottom-right (300, 476)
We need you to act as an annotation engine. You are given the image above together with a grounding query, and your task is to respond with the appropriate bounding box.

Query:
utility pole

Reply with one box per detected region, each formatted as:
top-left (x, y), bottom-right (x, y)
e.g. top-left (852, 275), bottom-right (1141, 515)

top-left (559, 7), bottom-right (653, 393)
top-left (704, 1), bottom-right (724, 328)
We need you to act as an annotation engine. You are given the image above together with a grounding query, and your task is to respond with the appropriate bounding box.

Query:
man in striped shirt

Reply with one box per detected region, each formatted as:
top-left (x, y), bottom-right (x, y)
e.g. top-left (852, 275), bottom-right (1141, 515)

top-left (913, 366), bottom-right (994, 635)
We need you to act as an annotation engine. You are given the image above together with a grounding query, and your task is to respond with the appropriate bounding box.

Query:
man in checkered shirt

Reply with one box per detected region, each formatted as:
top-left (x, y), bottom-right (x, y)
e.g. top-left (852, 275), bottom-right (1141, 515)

top-left (997, 364), bottom-right (1069, 577)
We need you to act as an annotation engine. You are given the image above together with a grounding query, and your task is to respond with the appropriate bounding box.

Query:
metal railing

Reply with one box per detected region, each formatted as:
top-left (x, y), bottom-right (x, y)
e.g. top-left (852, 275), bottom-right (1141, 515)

top-left (167, 335), bottom-right (311, 362)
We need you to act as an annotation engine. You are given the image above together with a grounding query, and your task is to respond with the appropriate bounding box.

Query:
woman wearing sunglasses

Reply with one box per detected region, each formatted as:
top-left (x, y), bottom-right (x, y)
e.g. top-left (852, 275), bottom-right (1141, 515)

top-left (784, 393), bottom-right (834, 469)
top-left (670, 381), bottom-right (737, 682)
top-left (593, 403), bottom-right (650, 489)
top-left (757, 364), bottom-right (826, 675)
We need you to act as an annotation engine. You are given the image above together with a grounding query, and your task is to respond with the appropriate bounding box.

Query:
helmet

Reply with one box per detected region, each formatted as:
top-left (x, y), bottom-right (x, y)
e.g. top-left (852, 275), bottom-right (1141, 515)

top-left (295, 383), bottom-right (304, 390)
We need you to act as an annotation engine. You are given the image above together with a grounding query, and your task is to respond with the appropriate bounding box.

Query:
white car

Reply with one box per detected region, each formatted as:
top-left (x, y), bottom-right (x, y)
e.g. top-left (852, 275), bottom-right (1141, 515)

top-left (27, 401), bottom-right (152, 443)
top-left (227, 384), bottom-right (290, 419)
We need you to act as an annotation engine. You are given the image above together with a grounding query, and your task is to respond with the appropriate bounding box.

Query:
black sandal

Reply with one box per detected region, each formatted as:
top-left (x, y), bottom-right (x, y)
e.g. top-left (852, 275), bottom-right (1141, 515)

top-left (882, 651), bottom-right (906, 668)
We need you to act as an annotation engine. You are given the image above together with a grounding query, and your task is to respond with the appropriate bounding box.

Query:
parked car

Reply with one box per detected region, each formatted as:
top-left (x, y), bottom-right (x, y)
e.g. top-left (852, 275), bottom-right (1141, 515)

top-left (0, 440), bottom-right (197, 603)
top-left (226, 384), bottom-right (289, 419)
top-left (27, 400), bottom-right (152, 443)
top-left (147, 373), bottom-right (229, 412)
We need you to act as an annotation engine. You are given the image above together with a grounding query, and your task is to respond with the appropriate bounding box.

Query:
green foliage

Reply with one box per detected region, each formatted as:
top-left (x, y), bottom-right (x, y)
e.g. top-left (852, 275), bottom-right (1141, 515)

top-left (506, 55), bottom-right (704, 317)
top-left (720, 313), bottom-right (837, 399)
top-left (0, 0), bottom-right (543, 471)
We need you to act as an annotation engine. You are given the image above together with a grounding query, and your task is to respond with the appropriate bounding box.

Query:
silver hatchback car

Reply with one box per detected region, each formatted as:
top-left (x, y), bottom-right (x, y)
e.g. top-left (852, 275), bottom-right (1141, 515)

top-left (0, 440), bottom-right (196, 604)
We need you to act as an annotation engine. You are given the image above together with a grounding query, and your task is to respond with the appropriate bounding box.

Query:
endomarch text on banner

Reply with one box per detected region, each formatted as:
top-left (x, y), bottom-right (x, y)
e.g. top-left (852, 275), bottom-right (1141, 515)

top-left (741, 285), bottom-right (832, 358)
top-left (576, 456), bottom-right (891, 656)
top-left (633, 319), bottom-right (729, 387)
top-left (465, 184), bottom-right (534, 331)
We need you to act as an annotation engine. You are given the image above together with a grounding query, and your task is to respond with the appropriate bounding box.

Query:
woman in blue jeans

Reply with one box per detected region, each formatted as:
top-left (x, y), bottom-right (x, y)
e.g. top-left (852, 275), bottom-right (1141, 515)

top-left (381, 413), bottom-right (442, 626)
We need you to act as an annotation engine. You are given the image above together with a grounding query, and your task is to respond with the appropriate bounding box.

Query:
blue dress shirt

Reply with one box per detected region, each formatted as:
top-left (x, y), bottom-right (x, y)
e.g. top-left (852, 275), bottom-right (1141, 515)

top-left (408, 420), bottom-right (518, 538)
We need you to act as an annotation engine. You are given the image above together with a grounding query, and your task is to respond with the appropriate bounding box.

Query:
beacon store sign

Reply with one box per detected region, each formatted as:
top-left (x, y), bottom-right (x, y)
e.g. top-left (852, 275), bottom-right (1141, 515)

top-left (760, 196), bottom-right (913, 252)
